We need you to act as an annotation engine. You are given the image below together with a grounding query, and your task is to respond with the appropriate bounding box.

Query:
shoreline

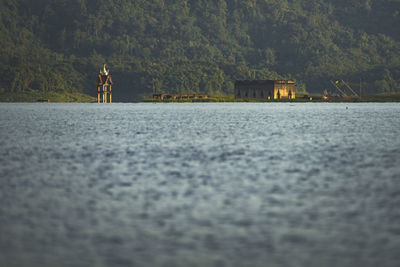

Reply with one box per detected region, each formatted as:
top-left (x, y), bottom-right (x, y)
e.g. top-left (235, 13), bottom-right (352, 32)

top-left (2, 92), bottom-right (400, 103)
top-left (141, 93), bottom-right (400, 103)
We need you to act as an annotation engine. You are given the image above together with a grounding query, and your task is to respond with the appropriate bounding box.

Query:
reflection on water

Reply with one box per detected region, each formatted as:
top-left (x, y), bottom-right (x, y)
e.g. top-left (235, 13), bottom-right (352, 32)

top-left (0, 103), bottom-right (400, 267)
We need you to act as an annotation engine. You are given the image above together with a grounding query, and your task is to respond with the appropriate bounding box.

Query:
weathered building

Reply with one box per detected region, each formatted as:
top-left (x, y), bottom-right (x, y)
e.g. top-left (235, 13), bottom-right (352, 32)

top-left (97, 64), bottom-right (113, 103)
top-left (235, 80), bottom-right (295, 100)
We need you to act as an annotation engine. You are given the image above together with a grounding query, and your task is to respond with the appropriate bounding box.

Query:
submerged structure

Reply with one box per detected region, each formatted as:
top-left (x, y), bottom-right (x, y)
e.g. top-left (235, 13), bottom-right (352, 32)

top-left (97, 64), bottom-right (113, 103)
top-left (235, 80), bottom-right (295, 100)
top-left (153, 94), bottom-right (209, 100)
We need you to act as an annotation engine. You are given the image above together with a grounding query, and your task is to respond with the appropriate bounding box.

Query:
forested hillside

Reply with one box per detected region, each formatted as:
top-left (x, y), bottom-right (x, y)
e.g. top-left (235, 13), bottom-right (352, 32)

top-left (1, 0), bottom-right (400, 101)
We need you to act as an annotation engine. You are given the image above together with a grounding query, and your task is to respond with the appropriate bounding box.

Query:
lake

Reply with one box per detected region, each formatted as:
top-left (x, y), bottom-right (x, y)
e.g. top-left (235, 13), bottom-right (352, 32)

top-left (0, 103), bottom-right (400, 267)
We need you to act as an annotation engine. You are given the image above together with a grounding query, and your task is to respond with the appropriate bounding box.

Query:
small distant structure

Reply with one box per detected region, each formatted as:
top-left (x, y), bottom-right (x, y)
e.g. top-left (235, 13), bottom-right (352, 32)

top-left (153, 93), bottom-right (209, 100)
top-left (323, 89), bottom-right (329, 101)
top-left (37, 98), bottom-right (50, 103)
top-left (235, 80), bottom-right (296, 100)
top-left (97, 64), bottom-right (113, 103)
top-left (330, 80), bottom-right (359, 98)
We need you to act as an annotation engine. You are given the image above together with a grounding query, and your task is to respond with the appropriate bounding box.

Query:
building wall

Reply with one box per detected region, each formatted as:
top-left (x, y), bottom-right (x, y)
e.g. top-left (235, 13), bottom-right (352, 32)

top-left (235, 81), bottom-right (274, 99)
top-left (274, 81), bottom-right (296, 99)
top-left (235, 80), bottom-right (295, 100)
top-left (236, 88), bottom-right (273, 98)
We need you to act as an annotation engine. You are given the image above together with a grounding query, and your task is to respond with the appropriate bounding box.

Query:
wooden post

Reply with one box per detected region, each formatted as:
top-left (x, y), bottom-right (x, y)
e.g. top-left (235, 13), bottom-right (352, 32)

top-left (341, 80), bottom-right (359, 97)
top-left (97, 86), bottom-right (101, 103)
top-left (330, 80), bottom-right (347, 97)
top-left (104, 86), bottom-right (106, 103)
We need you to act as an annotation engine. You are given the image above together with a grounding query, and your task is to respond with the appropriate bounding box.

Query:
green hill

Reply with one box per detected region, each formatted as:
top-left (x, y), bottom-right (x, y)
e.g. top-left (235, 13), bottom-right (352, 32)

top-left (1, 0), bottom-right (400, 101)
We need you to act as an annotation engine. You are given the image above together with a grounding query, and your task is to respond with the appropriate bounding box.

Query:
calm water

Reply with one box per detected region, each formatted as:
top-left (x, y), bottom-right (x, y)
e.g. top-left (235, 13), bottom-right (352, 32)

top-left (0, 103), bottom-right (400, 267)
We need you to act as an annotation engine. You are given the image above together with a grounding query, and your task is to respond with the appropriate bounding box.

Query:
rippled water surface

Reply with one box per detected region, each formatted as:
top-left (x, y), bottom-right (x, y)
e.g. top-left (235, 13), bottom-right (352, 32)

top-left (1, 103), bottom-right (400, 267)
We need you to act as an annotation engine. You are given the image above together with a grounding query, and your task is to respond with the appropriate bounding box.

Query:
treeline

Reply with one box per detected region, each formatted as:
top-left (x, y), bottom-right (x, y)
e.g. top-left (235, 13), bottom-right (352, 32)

top-left (1, 0), bottom-right (400, 101)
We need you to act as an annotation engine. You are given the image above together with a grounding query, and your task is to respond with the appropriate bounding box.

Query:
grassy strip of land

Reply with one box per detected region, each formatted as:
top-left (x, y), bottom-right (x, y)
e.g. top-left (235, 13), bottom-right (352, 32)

top-left (324, 94), bottom-right (400, 102)
top-left (142, 96), bottom-right (256, 103)
top-left (2, 91), bottom-right (399, 103)
top-left (142, 93), bottom-right (400, 103)
top-left (0, 91), bottom-right (96, 103)
top-left (295, 93), bottom-right (400, 102)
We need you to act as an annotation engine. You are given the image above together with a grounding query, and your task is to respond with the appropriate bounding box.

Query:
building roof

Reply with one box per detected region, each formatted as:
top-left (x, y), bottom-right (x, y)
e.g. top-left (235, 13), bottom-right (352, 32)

top-left (235, 80), bottom-right (295, 85)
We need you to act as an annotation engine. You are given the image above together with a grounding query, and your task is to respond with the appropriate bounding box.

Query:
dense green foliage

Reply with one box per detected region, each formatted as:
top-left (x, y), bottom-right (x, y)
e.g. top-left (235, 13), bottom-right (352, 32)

top-left (0, 91), bottom-right (96, 102)
top-left (1, 0), bottom-right (400, 101)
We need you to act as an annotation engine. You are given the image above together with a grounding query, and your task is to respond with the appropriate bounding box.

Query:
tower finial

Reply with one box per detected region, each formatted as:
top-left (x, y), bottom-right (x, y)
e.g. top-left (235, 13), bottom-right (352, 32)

top-left (103, 64), bottom-right (108, 76)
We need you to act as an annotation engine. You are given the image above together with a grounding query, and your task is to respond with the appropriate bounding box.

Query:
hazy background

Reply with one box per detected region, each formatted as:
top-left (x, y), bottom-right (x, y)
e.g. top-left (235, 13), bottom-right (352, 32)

top-left (1, 0), bottom-right (400, 101)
